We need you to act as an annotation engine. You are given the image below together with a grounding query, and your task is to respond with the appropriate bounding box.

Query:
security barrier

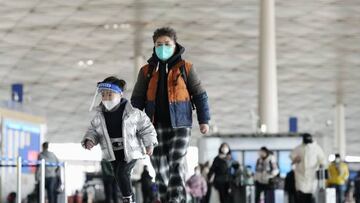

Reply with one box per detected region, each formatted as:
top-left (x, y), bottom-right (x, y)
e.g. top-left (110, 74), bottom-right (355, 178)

top-left (0, 157), bottom-right (67, 203)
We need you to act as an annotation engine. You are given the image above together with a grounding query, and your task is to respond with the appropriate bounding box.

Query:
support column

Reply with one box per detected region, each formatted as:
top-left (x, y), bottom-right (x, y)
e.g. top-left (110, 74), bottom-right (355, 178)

top-left (17, 157), bottom-right (22, 203)
top-left (335, 103), bottom-right (346, 158)
top-left (40, 159), bottom-right (45, 203)
top-left (258, 0), bottom-right (279, 133)
top-left (63, 162), bottom-right (68, 203)
top-left (133, 1), bottom-right (144, 82)
top-left (134, 55), bottom-right (144, 80)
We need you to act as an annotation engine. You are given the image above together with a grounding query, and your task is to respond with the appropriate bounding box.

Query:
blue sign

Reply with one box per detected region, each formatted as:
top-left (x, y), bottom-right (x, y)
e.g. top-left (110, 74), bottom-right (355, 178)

top-left (289, 117), bottom-right (298, 132)
top-left (11, 84), bottom-right (23, 103)
top-left (2, 119), bottom-right (41, 173)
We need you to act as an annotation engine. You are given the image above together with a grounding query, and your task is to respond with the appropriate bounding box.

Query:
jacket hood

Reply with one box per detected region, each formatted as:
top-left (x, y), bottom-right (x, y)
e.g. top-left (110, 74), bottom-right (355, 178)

top-left (148, 42), bottom-right (185, 68)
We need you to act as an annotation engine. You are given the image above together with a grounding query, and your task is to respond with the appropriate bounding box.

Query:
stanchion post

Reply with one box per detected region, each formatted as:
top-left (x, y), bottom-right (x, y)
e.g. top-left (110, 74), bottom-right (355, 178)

top-left (17, 156), bottom-right (22, 203)
top-left (40, 159), bottom-right (46, 203)
top-left (63, 162), bottom-right (68, 203)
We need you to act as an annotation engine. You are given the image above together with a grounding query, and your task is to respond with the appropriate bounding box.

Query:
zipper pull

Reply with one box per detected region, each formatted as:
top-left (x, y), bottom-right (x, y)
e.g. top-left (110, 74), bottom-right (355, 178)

top-left (155, 62), bottom-right (159, 72)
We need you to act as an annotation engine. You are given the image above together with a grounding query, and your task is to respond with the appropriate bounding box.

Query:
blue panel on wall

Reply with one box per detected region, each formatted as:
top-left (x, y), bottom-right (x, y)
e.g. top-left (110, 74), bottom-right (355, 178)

top-left (2, 119), bottom-right (41, 173)
top-left (289, 117), bottom-right (298, 132)
top-left (11, 83), bottom-right (23, 103)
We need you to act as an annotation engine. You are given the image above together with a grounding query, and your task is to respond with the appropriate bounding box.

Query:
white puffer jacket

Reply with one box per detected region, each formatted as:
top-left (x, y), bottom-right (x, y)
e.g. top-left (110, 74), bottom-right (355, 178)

top-left (291, 142), bottom-right (326, 194)
top-left (81, 100), bottom-right (158, 162)
top-left (254, 154), bottom-right (279, 184)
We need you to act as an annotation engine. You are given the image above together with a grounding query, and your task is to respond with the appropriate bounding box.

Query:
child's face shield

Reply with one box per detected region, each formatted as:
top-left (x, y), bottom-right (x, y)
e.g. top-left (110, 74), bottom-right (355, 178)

top-left (89, 83), bottom-right (122, 111)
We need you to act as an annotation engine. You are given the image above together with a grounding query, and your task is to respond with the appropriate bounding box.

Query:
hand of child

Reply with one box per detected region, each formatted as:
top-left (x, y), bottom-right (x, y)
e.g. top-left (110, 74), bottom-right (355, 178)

top-left (145, 146), bottom-right (154, 156)
top-left (200, 124), bottom-right (209, 134)
top-left (85, 139), bottom-right (95, 150)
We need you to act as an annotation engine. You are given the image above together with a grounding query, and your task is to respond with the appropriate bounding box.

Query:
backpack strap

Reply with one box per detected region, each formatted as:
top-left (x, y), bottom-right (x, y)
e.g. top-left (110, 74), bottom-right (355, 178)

top-left (180, 61), bottom-right (195, 110)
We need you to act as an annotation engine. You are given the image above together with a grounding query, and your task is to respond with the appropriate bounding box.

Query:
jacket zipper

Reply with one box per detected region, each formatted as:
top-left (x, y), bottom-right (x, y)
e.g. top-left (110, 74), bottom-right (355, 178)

top-left (122, 111), bottom-right (130, 162)
top-left (99, 113), bottom-right (114, 161)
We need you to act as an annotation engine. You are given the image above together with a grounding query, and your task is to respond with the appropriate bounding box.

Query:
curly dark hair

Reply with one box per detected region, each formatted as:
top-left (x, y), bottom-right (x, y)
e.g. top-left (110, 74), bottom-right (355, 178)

top-left (100, 76), bottom-right (126, 90)
top-left (152, 27), bottom-right (177, 43)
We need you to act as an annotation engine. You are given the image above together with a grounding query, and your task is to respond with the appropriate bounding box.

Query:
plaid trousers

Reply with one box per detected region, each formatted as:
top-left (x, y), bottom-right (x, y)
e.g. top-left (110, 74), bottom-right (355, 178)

top-left (151, 127), bottom-right (191, 203)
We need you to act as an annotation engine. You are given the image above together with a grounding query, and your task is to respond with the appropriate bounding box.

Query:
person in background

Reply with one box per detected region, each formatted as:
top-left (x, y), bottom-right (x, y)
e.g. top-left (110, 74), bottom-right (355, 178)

top-left (7, 192), bottom-right (16, 203)
top-left (284, 165), bottom-right (296, 203)
top-left (291, 133), bottom-right (326, 203)
top-left (232, 163), bottom-right (255, 203)
top-left (254, 147), bottom-right (279, 203)
top-left (243, 165), bottom-right (255, 186)
top-left (140, 165), bottom-right (154, 203)
top-left (36, 142), bottom-right (60, 203)
top-left (82, 77), bottom-right (158, 203)
top-left (101, 158), bottom-right (119, 203)
top-left (200, 161), bottom-right (212, 203)
top-left (354, 171), bottom-right (360, 203)
top-left (73, 190), bottom-right (82, 203)
top-left (208, 143), bottom-right (235, 203)
top-left (131, 27), bottom-right (211, 203)
top-left (186, 166), bottom-right (208, 203)
top-left (327, 153), bottom-right (349, 203)
top-left (231, 162), bottom-right (244, 203)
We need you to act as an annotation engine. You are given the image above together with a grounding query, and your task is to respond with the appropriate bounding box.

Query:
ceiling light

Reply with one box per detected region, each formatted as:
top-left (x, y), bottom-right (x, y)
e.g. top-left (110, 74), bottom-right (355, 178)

top-left (86, 60), bottom-right (94, 66)
top-left (328, 154), bottom-right (335, 162)
top-left (120, 23), bottom-right (130, 29)
top-left (325, 120), bottom-right (332, 126)
top-left (104, 24), bottom-right (110, 29)
top-left (78, 61), bottom-right (85, 67)
top-left (113, 24), bottom-right (119, 29)
top-left (345, 156), bottom-right (360, 163)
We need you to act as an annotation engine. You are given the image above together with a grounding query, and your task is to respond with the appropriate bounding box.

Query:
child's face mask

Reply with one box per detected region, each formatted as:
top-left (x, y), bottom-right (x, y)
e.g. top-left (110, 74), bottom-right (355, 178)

top-left (102, 96), bottom-right (121, 111)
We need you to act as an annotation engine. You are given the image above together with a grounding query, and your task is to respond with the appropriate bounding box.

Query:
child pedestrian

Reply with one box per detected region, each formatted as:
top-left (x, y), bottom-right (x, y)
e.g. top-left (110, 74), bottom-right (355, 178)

top-left (82, 76), bottom-right (158, 203)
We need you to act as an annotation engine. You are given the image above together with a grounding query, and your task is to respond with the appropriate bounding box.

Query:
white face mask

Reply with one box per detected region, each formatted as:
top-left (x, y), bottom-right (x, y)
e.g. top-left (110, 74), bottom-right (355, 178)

top-left (221, 147), bottom-right (229, 154)
top-left (195, 170), bottom-right (201, 175)
top-left (102, 96), bottom-right (121, 111)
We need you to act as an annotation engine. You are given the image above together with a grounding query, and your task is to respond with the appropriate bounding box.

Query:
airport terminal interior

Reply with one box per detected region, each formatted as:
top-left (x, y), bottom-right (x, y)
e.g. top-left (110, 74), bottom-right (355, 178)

top-left (0, 0), bottom-right (360, 203)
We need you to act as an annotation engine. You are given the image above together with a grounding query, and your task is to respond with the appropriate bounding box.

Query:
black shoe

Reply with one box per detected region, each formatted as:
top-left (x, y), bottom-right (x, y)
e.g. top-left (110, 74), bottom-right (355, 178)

top-left (122, 196), bottom-right (135, 203)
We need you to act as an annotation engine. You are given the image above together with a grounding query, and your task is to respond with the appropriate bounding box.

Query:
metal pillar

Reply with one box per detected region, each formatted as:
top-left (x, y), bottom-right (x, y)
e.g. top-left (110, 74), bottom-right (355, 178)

top-left (258, 0), bottom-right (279, 133)
top-left (40, 159), bottom-right (45, 203)
top-left (335, 103), bottom-right (346, 158)
top-left (63, 162), bottom-right (68, 203)
top-left (16, 156), bottom-right (22, 203)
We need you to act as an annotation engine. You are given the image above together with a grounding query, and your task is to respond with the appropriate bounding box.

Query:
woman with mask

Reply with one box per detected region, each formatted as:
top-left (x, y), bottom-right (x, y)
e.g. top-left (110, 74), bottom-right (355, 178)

top-left (254, 147), bottom-right (279, 203)
top-left (327, 154), bottom-right (349, 203)
top-left (208, 143), bottom-right (235, 203)
top-left (82, 76), bottom-right (158, 203)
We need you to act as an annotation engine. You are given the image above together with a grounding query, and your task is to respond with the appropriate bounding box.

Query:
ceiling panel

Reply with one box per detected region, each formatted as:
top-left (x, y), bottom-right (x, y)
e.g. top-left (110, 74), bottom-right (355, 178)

top-left (0, 0), bottom-right (359, 154)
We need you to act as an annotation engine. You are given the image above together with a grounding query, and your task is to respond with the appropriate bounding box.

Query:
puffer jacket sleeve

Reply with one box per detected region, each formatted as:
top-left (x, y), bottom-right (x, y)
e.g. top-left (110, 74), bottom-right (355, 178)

top-left (136, 110), bottom-right (158, 147)
top-left (187, 65), bottom-right (211, 124)
top-left (131, 66), bottom-right (148, 110)
top-left (81, 114), bottom-right (101, 148)
top-left (316, 143), bottom-right (326, 167)
top-left (269, 155), bottom-right (280, 177)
